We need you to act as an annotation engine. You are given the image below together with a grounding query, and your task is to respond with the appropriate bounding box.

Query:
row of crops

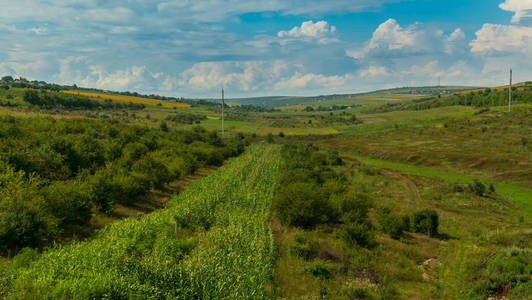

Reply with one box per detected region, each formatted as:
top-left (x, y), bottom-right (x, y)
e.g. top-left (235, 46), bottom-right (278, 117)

top-left (1, 143), bottom-right (281, 298)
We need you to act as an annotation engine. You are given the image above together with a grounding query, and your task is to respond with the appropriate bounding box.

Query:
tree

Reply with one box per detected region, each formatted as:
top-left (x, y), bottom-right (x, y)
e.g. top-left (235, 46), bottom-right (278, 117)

top-left (266, 133), bottom-right (275, 143)
top-left (0, 166), bottom-right (58, 253)
top-left (23, 90), bottom-right (42, 106)
top-left (1, 75), bottom-right (14, 82)
top-left (273, 183), bottom-right (332, 228)
top-left (160, 121), bottom-right (169, 132)
top-left (412, 209), bottom-right (439, 237)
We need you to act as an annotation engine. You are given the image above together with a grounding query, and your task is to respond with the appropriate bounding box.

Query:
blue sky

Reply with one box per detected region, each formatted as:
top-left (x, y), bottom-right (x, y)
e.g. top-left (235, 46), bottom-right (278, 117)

top-left (0, 0), bottom-right (531, 98)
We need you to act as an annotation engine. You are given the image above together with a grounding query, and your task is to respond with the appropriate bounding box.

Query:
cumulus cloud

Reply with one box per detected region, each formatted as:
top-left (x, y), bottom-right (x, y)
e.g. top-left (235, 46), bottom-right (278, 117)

top-left (499, 0), bottom-right (532, 24)
top-left (178, 61), bottom-right (289, 93)
top-left (348, 19), bottom-right (465, 59)
top-left (278, 21), bottom-right (337, 44)
top-left (470, 24), bottom-right (532, 54)
top-left (469, 24), bottom-right (532, 79)
top-left (274, 72), bottom-right (346, 90)
top-left (359, 66), bottom-right (389, 78)
top-left (1, 0), bottom-right (531, 97)
top-left (156, 0), bottom-right (399, 22)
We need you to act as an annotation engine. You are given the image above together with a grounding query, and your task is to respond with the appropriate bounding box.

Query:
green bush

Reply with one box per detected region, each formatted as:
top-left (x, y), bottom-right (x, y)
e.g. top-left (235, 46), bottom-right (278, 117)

top-left (305, 260), bottom-right (334, 279)
top-left (412, 209), bottom-right (439, 237)
top-left (266, 133), bottom-right (275, 143)
top-left (42, 180), bottom-right (92, 227)
top-left (289, 235), bottom-right (320, 260)
top-left (0, 167), bottom-right (58, 254)
top-left (339, 221), bottom-right (374, 248)
top-left (326, 150), bottom-right (343, 166)
top-left (467, 247), bottom-right (532, 299)
top-left (331, 193), bottom-right (372, 225)
top-left (376, 207), bottom-right (410, 239)
top-left (469, 179), bottom-right (487, 196)
top-left (12, 248), bottom-right (40, 269)
top-left (273, 183), bottom-right (333, 228)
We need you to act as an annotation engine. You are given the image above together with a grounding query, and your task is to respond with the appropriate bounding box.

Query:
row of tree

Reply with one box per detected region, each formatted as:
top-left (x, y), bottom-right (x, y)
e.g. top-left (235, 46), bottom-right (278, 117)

top-left (23, 90), bottom-right (145, 110)
top-left (0, 116), bottom-right (247, 255)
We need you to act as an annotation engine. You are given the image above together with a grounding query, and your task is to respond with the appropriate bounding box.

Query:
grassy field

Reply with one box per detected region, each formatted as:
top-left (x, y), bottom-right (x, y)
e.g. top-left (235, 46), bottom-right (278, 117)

top-left (1, 143), bottom-right (281, 298)
top-left (345, 154), bottom-right (532, 217)
top-left (306, 105), bottom-right (532, 188)
top-left (2, 80), bottom-right (532, 299)
top-left (269, 150), bottom-right (532, 299)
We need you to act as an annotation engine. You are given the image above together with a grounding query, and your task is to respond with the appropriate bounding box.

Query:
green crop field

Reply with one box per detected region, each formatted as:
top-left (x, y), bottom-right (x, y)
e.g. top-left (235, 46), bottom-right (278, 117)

top-left (1, 143), bottom-right (281, 298)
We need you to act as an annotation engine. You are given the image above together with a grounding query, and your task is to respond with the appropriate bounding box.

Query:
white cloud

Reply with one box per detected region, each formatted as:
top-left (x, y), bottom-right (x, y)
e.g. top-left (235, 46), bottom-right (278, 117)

top-left (499, 0), bottom-right (532, 24)
top-left (179, 61), bottom-right (290, 92)
top-left (156, 0), bottom-right (399, 22)
top-left (278, 20), bottom-right (336, 43)
top-left (348, 19), bottom-right (465, 59)
top-left (28, 27), bottom-right (47, 35)
top-left (109, 26), bottom-right (139, 34)
top-left (274, 72), bottom-right (346, 90)
top-left (79, 7), bottom-right (135, 23)
top-left (445, 28), bottom-right (466, 54)
top-left (469, 24), bottom-right (532, 80)
top-left (359, 66), bottom-right (389, 78)
top-left (470, 24), bottom-right (532, 54)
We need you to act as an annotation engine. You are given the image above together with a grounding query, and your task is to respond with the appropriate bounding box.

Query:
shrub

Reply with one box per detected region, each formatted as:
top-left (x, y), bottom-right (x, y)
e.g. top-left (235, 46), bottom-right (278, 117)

top-left (266, 133), bottom-right (275, 143)
top-left (132, 154), bottom-right (171, 189)
top-left (326, 150), bottom-right (343, 166)
top-left (273, 183), bottom-right (333, 228)
top-left (305, 260), bottom-right (333, 279)
top-left (160, 121), bottom-right (169, 132)
top-left (289, 236), bottom-right (320, 260)
top-left (42, 180), bottom-right (93, 227)
top-left (331, 193), bottom-right (372, 224)
top-left (0, 167), bottom-right (58, 253)
top-left (12, 248), bottom-right (40, 269)
top-left (469, 179), bottom-right (486, 197)
top-left (376, 207), bottom-right (410, 239)
top-left (412, 209), bottom-right (439, 237)
top-left (340, 221), bottom-right (374, 248)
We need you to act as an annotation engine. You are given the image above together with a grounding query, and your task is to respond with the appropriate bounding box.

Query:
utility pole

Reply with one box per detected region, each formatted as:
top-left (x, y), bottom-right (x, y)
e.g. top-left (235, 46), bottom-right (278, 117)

top-left (509, 69), bottom-right (512, 112)
top-left (221, 87), bottom-right (225, 136)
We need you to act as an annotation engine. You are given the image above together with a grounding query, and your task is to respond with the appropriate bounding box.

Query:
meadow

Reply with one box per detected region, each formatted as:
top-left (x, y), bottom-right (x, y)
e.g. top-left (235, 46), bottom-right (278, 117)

top-left (2, 78), bottom-right (532, 299)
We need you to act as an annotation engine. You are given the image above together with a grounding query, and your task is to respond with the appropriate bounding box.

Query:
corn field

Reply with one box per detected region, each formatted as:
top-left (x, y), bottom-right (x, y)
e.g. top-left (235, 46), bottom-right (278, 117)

top-left (2, 143), bottom-right (281, 299)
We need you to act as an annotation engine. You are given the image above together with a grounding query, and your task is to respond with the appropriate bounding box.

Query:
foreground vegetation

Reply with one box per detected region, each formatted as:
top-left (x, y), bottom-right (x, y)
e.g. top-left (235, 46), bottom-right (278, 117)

top-left (0, 115), bottom-right (246, 255)
top-left (1, 144), bottom-right (280, 298)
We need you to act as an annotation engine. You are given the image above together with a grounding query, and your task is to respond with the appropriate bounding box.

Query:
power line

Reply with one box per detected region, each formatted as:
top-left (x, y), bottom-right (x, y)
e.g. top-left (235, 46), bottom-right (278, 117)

top-left (509, 69), bottom-right (512, 113)
top-left (221, 87), bottom-right (225, 136)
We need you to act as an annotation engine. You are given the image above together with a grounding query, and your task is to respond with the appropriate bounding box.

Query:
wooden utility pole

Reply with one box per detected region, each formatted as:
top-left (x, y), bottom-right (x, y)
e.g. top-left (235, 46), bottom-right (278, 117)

top-left (221, 87), bottom-right (225, 136)
top-left (509, 69), bottom-right (512, 112)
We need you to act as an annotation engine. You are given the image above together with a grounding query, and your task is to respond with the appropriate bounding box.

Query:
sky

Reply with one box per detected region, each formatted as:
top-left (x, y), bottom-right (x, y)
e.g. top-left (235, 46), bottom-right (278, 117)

top-left (0, 0), bottom-right (531, 98)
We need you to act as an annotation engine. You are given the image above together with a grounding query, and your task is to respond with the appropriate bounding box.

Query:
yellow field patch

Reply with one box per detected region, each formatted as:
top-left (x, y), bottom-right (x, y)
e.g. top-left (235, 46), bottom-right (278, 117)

top-left (454, 82), bottom-right (532, 95)
top-left (61, 90), bottom-right (190, 108)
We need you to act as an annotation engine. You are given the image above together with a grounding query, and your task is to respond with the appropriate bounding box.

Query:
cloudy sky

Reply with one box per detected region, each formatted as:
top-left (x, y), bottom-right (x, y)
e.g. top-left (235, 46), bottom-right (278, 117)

top-left (0, 0), bottom-right (531, 98)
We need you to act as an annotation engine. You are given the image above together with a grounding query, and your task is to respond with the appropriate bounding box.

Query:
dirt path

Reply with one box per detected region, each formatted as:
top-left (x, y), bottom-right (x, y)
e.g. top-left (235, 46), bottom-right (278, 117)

top-left (342, 155), bottom-right (422, 205)
top-left (382, 169), bottom-right (422, 204)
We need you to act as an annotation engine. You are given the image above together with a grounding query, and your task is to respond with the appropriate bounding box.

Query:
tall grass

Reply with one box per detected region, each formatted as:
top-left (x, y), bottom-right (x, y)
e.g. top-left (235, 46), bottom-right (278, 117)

top-left (2, 143), bottom-right (281, 299)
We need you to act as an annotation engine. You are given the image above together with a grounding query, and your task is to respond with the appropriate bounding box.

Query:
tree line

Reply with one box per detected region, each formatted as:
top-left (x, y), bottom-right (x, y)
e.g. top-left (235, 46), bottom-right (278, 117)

top-left (0, 115), bottom-right (247, 255)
